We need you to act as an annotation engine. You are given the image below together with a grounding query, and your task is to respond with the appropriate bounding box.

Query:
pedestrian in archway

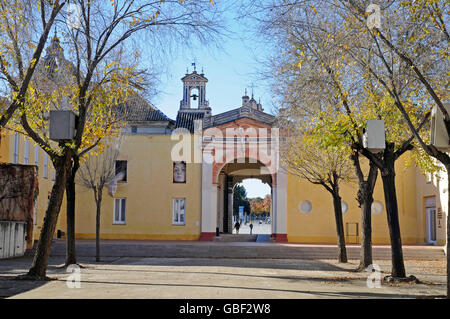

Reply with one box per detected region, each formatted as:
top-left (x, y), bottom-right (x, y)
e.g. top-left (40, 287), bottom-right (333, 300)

top-left (234, 220), bottom-right (241, 234)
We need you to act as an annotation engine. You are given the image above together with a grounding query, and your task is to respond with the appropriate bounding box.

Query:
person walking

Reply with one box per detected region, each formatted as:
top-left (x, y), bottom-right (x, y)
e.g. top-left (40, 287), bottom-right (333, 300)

top-left (234, 220), bottom-right (241, 234)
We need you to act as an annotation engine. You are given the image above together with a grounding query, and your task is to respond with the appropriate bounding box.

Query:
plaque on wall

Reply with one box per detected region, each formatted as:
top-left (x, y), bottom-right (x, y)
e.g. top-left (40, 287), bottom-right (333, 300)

top-left (173, 161), bottom-right (186, 183)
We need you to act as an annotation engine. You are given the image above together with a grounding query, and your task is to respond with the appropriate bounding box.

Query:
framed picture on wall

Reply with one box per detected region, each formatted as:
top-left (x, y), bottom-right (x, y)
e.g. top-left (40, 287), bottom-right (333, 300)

top-left (173, 161), bottom-right (186, 183)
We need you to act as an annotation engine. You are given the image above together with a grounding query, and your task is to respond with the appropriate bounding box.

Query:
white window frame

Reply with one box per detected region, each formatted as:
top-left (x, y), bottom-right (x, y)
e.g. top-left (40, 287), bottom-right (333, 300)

top-left (173, 198), bottom-right (186, 225)
top-left (34, 145), bottom-right (39, 166)
top-left (13, 133), bottom-right (19, 164)
top-left (24, 139), bottom-right (29, 164)
top-left (425, 196), bottom-right (437, 245)
top-left (113, 198), bottom-right (126, 225)
top-left (43, 153), bottom-right (48, 178)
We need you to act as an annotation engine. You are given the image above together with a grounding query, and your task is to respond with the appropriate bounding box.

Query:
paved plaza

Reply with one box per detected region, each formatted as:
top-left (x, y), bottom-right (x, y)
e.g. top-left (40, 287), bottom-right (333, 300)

top-left (233, 222), bottom-right (271, 235)
top-left (0, 240), bottom-right (446, 299)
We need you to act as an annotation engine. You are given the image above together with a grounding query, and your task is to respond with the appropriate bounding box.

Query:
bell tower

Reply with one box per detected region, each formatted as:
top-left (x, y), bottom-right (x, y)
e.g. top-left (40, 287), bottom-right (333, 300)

top-left (180, 64), bottom-right (210, 111)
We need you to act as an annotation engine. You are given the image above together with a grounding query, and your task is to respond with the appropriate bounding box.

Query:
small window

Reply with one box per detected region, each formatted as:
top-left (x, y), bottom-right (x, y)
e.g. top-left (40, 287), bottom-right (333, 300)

top-left (43, 153), bottom-right (48, 178)
top-left (13, 133), bottom-right (19, 164)
top-left (426, 173), bottom-right (432, 184)
top-left (114, 198), bottom-right (126, 224)
top-left (173, 198), bottom-right (186, 225)
top-left (34, 145), bottom-right (39, 166)
top-left (131, 126), bottom-right (137, 134)
top-left (115, 160), bottom-right (127, 182)
top-left (24, 139), bottom-right (29, 164)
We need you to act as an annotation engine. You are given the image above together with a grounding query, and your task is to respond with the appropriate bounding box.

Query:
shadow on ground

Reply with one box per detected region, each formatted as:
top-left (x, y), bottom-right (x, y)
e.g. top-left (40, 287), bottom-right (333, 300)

top-left (0, 276), bottom-right (49, 299)
top-left (46, 277), bottom-right (427, 299)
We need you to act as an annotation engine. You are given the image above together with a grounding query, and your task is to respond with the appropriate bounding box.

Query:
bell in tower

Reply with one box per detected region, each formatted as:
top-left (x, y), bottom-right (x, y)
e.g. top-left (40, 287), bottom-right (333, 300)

top-left (179, 63), bottom-right (210, 111)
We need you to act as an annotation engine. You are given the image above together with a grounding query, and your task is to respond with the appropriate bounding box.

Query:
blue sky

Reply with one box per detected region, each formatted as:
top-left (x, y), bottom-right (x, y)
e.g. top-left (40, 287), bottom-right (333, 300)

top-left (152, 41), bottom-right (274, 120)
top-left (149, 9), bottom-right (274, 198)
top-left (241, 179), bottom-right (271, 198)
top-left (151, 5), bottom-right (274, 121)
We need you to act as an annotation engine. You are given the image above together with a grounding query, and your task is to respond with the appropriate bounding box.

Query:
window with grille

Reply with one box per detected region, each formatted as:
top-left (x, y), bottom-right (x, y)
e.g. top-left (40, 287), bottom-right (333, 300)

top-left (173, 198), bottom-right (186, 225)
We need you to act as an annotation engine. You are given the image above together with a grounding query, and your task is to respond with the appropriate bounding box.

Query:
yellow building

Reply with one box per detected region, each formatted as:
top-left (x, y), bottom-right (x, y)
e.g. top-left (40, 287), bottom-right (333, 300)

top-left (0, 67), bottom-right (447, 246)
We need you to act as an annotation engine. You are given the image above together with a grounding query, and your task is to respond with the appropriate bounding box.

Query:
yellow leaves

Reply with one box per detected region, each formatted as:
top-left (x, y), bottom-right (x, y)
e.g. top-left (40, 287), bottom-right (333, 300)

top-left (29, 58), bottom-right (37, 68)
top-left (297, 60), bottom-right (303, 70)
top-left (105, 61), bottom-right (118, 70)
top-left (342, 91), bottom-right (349, 99)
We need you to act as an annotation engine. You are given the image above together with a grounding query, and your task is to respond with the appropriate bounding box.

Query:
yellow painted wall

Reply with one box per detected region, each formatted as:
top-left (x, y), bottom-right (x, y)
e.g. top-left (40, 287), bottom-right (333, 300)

top-left (286, 156), bottom-right (422, 244)
top-left (2, 130), bottom-right (446, 246)
top-left (0, 130), bottom-right (9, 163)
top-left (415, 169), bottom-right (447, 246)
top-left (71, 134), bottom-right (202, 241)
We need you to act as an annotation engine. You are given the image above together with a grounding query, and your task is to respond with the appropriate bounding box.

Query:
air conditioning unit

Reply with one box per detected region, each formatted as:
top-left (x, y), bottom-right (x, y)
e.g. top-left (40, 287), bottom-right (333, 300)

top-left (49, 110), bottom-right (77, 140)
top-left (431, 104), bottom-right (450, 151)
top-left (363, 120), bottom-right (385, 153)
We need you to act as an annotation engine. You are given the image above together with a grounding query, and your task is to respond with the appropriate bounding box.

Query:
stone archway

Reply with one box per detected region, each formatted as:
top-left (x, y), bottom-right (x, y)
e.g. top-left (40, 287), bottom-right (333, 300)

top-left (200, 137), bottom-right (287, 242)
top-left (216, 159), bottom-right (273, 236)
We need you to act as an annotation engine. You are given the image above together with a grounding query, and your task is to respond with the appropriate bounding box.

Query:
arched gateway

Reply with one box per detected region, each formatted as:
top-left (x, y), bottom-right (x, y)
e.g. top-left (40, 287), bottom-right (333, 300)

top-left (172, 68), bottom-right (287, 242)
top-left (198, 101), bottom-right (287, 242)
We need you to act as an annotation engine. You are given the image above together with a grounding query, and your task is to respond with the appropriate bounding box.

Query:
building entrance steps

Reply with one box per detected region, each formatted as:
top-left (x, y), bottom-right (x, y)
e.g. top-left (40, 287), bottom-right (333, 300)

top-left (34, 239), bottom-right (447, 261)
top-left (213, 234), bottom-right (257, 242)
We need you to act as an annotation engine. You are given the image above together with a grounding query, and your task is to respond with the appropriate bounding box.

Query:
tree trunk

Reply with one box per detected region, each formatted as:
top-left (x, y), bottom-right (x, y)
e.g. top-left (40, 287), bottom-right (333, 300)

top-left (351, 154), bottom-right (378, 270)
top-left (95, 186), bottom-right (103, 262)
top-left (381, 161), bottom-right (406, 278)
top-left (332, 192), bottom-right (348, 263)
top-left (65, 157), bottom-right (80, 266)
top-left (358, 183), bottom-right (373, 269)
top-left (25, 152), bottom-right (72, 279)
